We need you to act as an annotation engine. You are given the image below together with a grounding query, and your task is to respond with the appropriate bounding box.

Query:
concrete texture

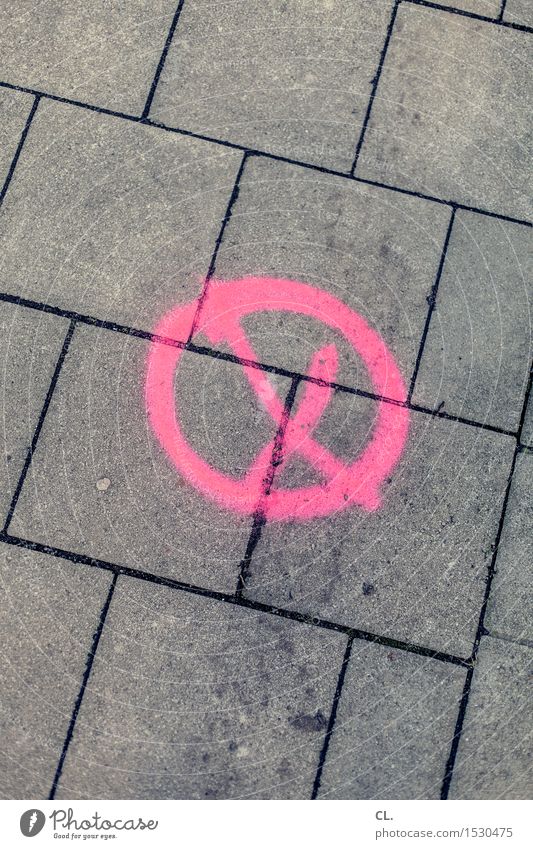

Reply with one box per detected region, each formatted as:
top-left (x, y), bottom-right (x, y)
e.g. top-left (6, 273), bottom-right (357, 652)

top-left (0, 99), bottom-right (242, 332)
top-left (318, 642), bottom-right (466, 799)
top-left (412, 212), bottom-right (532, 432)
top-left (357, 4), bottom-right (532, 220)
top-left (485, 451), bottom-right (533, 641)
top-left (0, 541), bottom-right (113, 798)
top-left (504, 0), bottom-right (533, 27)
top-left (0, 88), bottom-right (34, 190)
top-left (244, 397), bottom-right (515, 657)
top-left (0, 302), bottom-right (69, 522)
top-left (521, 391), bottom-right (533, 447)
top-left (149, 0), bottom-right (395, 171)
top-left (8, 323), bottom-right (291, 593)
top-left (449, 1), bottom-right (503, 13)
top-left (0, 1), bottom-right (179, 114)
top-left (450, 636), bottom-right (533, 799)
top-left (55, 576), bottom-right (347, 799)
top-left (211, 156), bottom-right (451, 401)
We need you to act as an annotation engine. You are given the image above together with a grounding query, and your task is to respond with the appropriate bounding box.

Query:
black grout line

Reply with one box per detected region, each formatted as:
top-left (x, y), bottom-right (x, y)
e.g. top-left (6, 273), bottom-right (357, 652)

top-left (48, 574), bottom-right (118, 799)
top-left (351, 0), bottom-right (400, 175)
top-left (408, 207), bottom-right (456, 403)
top-left (405, 0), bottom-right (531, 31)
top-left (235, 376), bottom-right (300, 596)
top-left (0, 80), bottom-right (530, 229)
top-left (141, 0), bottom-right (187, 120)
top-left (187, 151), bottom-right (249, 342)
top-left (0, 530), bottom-right (471, 668)
top-left (0, 95), bottom-right (40, 209)
top-left (0, 290), bottom-right (519, 440)
top-left (311, 635), bottom-right (354, 799)
top-left (2, 320), bottom-right (76, 534)
top-left (498, 0), bottom-right (508, 23)
top-left (483, 629), bottom-right (533, 650)
top-left (440, 358), bottom-right (533, 799)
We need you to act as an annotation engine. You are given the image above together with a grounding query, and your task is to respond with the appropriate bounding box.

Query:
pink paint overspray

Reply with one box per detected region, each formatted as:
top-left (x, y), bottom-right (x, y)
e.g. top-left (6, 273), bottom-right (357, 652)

top-left (145, 277), bottom-right (409, 521)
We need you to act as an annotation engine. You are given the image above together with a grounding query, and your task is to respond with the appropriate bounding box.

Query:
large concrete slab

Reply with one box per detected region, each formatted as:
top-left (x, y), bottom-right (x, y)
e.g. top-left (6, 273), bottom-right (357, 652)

top-left (149, 0), bottom-right (395, 171)
top-left (0, 541), bottom-right (113, 799)
top-left (504, 0), bottom-right (533, 27)
top-left (0, 88), bottom-right (34, 192)
top-left (0, 1), bottom-right (179, 114)
top-left (54, 576), bottom-right (347, 799)
top-left (0, 302), bottom-right (69, 524)
top-left (318, 642), bottom-right (466, 799)
top-left (485, 451), bottom-right (533, 641)
top-left (243, 391), bottom-right (515, 657)
top-left (0, 99), bottom-right (242, 332)
top-left (450, 636), bottom-right (533, 799)
top-left (412, 212), bottom-right (532, 432)
top-left (208, 156), bottom-right (451, 402)
top-left (9, 323), bottom-right (291, 593)
top-left (356, 4), bottom-right (532, 220)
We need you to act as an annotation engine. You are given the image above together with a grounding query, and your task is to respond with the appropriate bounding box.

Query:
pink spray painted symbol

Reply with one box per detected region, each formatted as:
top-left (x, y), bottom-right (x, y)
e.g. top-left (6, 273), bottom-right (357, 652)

top-left (146, 277), bottom-right (409, 522)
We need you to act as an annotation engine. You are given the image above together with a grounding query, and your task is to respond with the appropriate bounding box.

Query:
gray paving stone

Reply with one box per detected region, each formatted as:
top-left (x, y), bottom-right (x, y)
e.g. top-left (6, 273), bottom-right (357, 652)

top-left (412, 212), bottom-right (532, 432)
top-left (318, 642), bottom-right (466, 799)
top-left (0, 541), bottom-right (113, 799)
top-left (485, 451), bottom-right (533, 641)
top-left (55, 576), bottom-right (346, 799)
top-left (150, 0), bottom-right (395, 171)
top-left (244, 394), bottom-right (516, 657)
top-left (450, 636), bottom-right (533, 799)
top-left (356, 4), bottom-right (532, 220)
top-left (209, 156), bottom-right (451, 402)
top-left (520, 390), bottom-right (533, 447)
top-left (504, 0), bottom-right (533, 27)
top-left (0, 302), bottom-right (69, 523)
top-left (0, 89), bottom-right (34, 191)
top-left (0, 98), bottom-right (242, 332)
top-left (0, 1), bottom-right (179, 114)
top-left (9, 323), bottom-right (291, 593)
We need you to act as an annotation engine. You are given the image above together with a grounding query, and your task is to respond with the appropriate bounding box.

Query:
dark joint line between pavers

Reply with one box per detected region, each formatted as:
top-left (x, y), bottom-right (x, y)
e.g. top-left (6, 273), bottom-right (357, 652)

top-left (141, 0), bottom-right (187, 121)
top-left (440, 362), bottom-right (532, 798)
top-left (0, 80), bottom-right (530, 229)
top-left (404, 0), bottom-right (532, 31)
top-left (2, 319), bottom-right (76, 535)
top-left (0, 94), bottom-right (40, 210)
top-left (0, 530), bottom-right (472, 670)
top-left (482, 629), bottom-right (533, 650)
top-left (48, 573), bottom-right (118, 800)
top-left (498, 0), bottom-right (508, 23)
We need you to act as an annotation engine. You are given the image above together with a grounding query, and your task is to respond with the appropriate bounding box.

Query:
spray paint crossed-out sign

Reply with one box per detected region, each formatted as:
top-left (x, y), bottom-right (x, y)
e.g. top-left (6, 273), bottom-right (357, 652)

top-left (146, 277), bottom-right (409, 522)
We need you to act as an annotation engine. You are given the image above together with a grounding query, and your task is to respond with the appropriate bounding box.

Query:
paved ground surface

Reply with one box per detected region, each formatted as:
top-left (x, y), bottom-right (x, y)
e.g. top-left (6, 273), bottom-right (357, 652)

top-left (0, 0), bottom-right (531, 800)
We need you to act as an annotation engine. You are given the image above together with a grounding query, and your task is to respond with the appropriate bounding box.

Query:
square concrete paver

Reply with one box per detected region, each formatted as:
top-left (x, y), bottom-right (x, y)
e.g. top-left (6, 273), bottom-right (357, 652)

top-left (54, 576), bottom-right (347, 799)
top-left (0, 302), bottom-right (69, 524)
top-left (0, 1), bottom-right (179, 114)
top-left (149, 0), bottom-right (395, 171)
top-left (504, 0), bottom-right (533, 27)
top-left (485, 451), bottom-right (533, 641)
top-left (8, 323), bottom-right (292, 593)
top-left (0, 98), bottom-right (242, 332)
top-left (318, 642), bottom-right (466, 799)
top-left (0, 88), bottom-right (34, 192)
top-left (0, 541), bottom-right (113, 799)
top-left (244, 390), bottom-right (515, 657)
top-left (412, 212), bottom-right (532, 432)
top-left (207, 156), bottom-right (451, 402)
top-left (356, 4), bottom-right (532, 220)
top-left (450, 636), bottom-right (533, 799)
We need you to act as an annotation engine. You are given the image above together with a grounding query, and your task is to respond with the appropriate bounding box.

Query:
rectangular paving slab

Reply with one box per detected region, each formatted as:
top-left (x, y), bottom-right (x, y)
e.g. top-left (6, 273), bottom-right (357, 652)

top-left (485, 450), bottom-right (533, 641)
top-left (0, 541), bottom-right (113, 799)
top-left (149, 0), bottom-right (395, 171)
top-left (8, 322), bottom-right (292, 593)
top-left (0, 88), bottom-right (34, 192)
top-left (356, 3), bottom-right (532, 220)
top-left (208, 156), bottom-right (451, 402)
top-left (54, 576), bottom-right (347, 799)
top-left (449, 636), bottom-right (533, 799)
top-left (243, 388), bottom-right (516, 657)
top-left (0, 98), bottom-right (242, 332)
top-left (0, 302), bottom-right (69, 524)
top-left (412, 211), bottom-right (532, 432)
top-left (317, 641), bottom-right (466, 799)
top-left (0, 1), bottom-right (179, 114)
